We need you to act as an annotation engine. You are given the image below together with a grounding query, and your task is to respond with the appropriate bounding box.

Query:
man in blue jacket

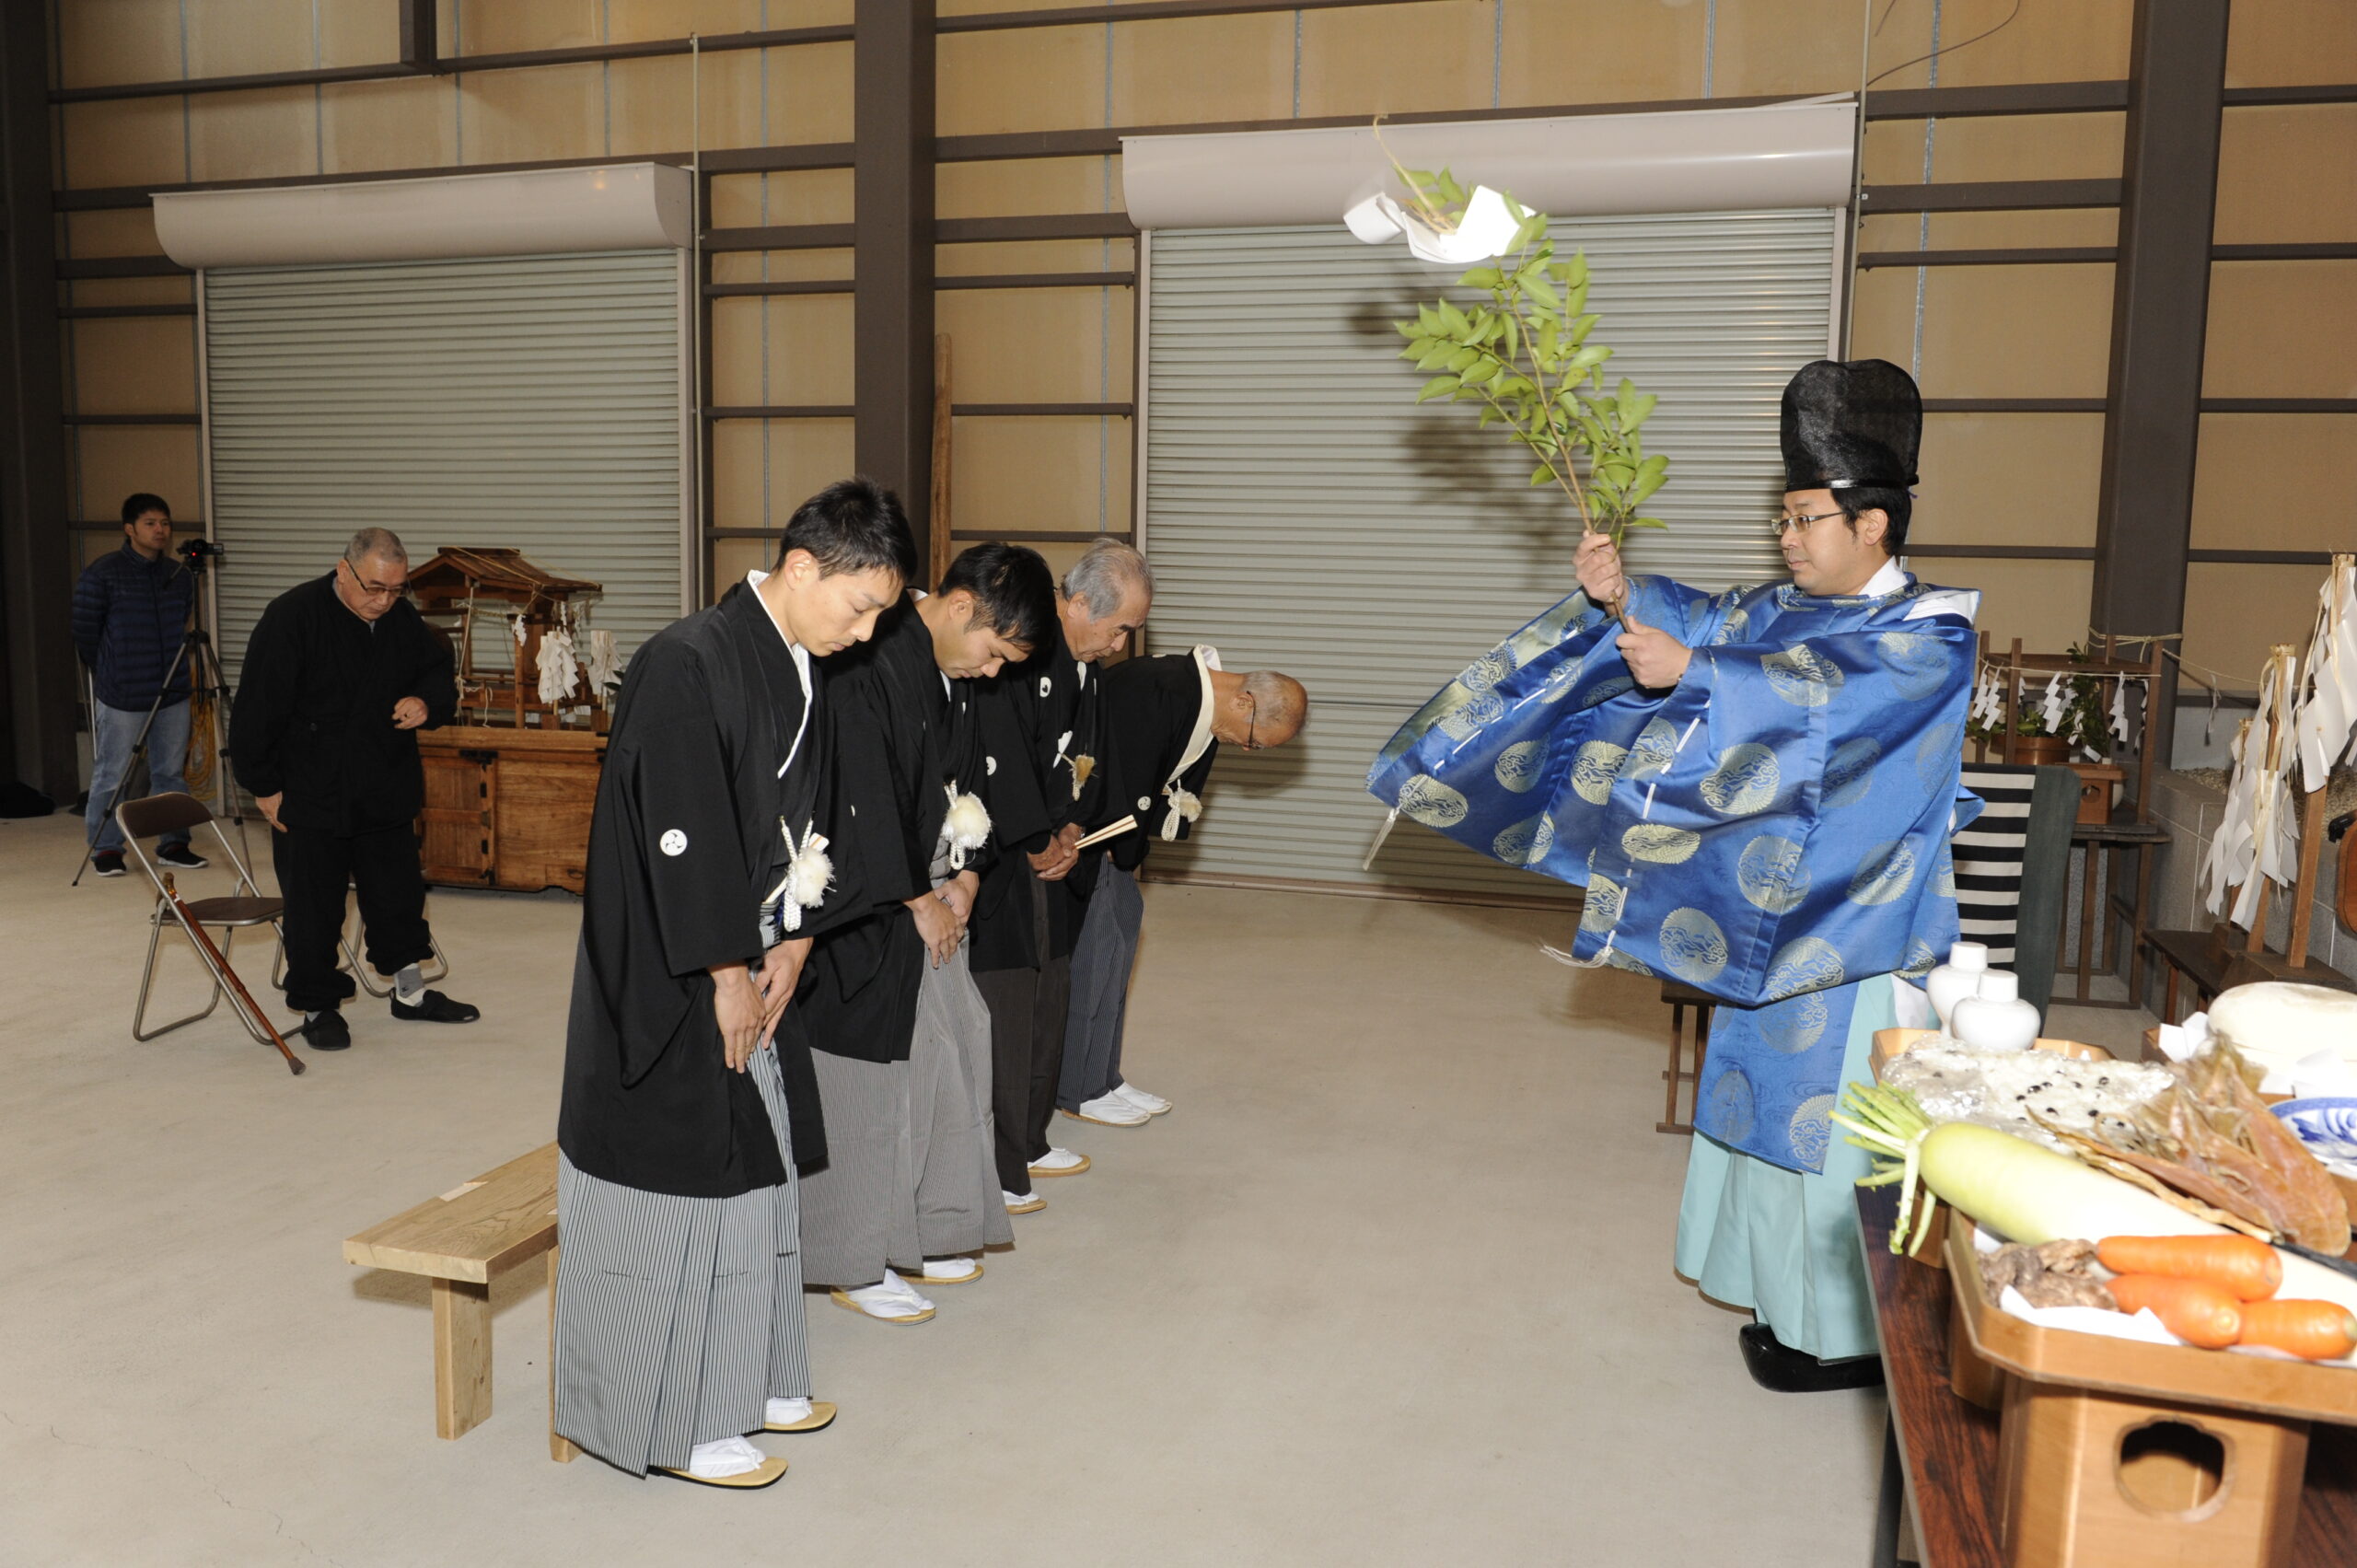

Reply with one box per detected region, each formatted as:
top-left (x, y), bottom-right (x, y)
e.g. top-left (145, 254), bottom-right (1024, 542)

top-left (71, 493), bottom-right (203, 877)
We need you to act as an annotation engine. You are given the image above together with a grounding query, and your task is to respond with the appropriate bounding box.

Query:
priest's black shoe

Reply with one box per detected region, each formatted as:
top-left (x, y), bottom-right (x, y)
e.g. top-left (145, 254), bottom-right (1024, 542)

top-left (391, 989), bottom-right (480, 1024)
top-left (299, 1010), bottom-right (352, 1051)
top-left (1738, 1323), bottom-right (1884, 1393)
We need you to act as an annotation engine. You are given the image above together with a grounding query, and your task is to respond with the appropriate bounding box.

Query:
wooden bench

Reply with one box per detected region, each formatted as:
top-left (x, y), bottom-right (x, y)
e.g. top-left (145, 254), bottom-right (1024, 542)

top-left (343, 1142), bottom-right (575, 1457)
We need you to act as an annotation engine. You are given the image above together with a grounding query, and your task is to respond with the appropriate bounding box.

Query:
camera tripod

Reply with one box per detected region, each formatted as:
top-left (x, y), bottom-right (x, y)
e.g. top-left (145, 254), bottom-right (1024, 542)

top-left (70, 555), bottom-right (251, 886)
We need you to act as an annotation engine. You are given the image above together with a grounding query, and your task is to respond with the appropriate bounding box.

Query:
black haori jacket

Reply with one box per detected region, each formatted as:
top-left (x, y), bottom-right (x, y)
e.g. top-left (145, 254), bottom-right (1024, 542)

top-left (799, 595), bottom-right (996, 1064)
top-left (969, 623), bottom-right (1104, 971)
top-left (229, 573), bottom-right (456, 834)
top-left (1090, 649), bottom-right (1221, 875)
top-left (557, 584), bottom-right (862, 1198)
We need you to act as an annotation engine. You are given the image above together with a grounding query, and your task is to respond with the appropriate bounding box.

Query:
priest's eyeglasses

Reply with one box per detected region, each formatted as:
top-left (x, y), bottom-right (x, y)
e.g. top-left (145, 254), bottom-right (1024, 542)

top-left (1237, 693), bottom-right (1261, 751)
top-left (1770, 510), bottom-right (1846, 539)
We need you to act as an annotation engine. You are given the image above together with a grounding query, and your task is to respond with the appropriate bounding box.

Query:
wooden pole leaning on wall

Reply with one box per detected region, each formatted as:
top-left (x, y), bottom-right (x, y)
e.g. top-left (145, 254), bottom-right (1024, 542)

top-left (930, 333), bottom-right (954, 591)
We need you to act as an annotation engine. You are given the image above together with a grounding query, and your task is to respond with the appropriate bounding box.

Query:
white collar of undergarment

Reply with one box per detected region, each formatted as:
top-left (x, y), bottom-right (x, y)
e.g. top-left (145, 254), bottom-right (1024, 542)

top-left (745, 570), bottom-right (814, 778)
top-left (1861, 557), bottom-right (1909, 598)
top-left (1174, 645), bottom-right (1224, 784)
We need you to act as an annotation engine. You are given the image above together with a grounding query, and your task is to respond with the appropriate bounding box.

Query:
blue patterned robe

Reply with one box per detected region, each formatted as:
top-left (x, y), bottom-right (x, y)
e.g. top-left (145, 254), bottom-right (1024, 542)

top-left (1368, 570), bottom-right (1979, 1174)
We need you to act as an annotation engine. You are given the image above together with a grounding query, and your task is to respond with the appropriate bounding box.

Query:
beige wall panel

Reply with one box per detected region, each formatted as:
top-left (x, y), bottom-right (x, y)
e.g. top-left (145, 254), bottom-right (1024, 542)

top-left (709, 537), bottom-right (769, 599)
top-left (55, 0), bottom-right (184, 89)
top-left (64, 278), bottom-right (194, 309)
top-left (79, 528), bottom-right (133, 569)
top-left (1298, 2), bottom-right (1498, 121)
top-left (188, 87), bottom-right (319, 182)
top-left (1915, 0), bottom-right (2131, 87)
top-left (70, 319), bottom-right (197, 416)
top-left (185, 0), bottom-right (314, 77)
top-left (1929, 559), bottom-right (2092, 657)
top-left (1109, 15), bottom-right (1293, 127)
top-left (2182, 564), bottom-right (2330, 684)
top-left (1924, 209), bottom-right (2119, 249)
top-left (608, 51), bottom-right (764, 157)
top-left (951, 416), bottom-right (1129, 535)
top-left (1845, 263), bottom-right (1919, 366)
top-left (1919, 264), bottom-right (2113, 399)
top-left (61, 99), bottom-right (188, 189)
top-left (2192, 414), bottom-right (2357, 553)
top-left (1864, 122), bottom-right (1934, 186)
top-left (710, 248), bottom-right (853, 285)
top-left (1497, 0), bottom-right (1705, 109)
top-left (937, 157), bottom-right (1113, 221)
top-left (75, 427), bottom-right (200, 525)
top-left (711, 420), bottom-right (763, 526)
top-left (1709, 0), bottom-right (1865, 99)
top-left (2203, 260), bottom-right (2357, 398)
top-left (709, 173), bottom-right (764, 228)
top-left (763, 296), bottom-right (855, 402)
top-left (606, 0), bottom-right (763, 44)
top-left (938, 239), bottom-right (1131, 277)
top-left (766, 41), bottom-right (854, 143)
top-left (710, 297), bottom-right (764, 408)
top-left (2227, 0), bottom-right (2357, 87)
top-left (319, 0), bottom-right (401, 68)
top-left (761, 418), bottom-right (857, 519)
top-left (320, 76), bottom-right (459, 173)
top-left (938, 289), bottom-right (1126, 403)
top-left (1911, 413), bottom-right (2102, 549)
top-left (762, 168), bottom-right (855, 226)
top-left (458, 62), bottom-right (604, 165)
top-left (1863, 115), bottom-right (2123, 187)
top-left (65, 209), bottom-right (164, 258)
top-left (2215, 106), bottom-right (2357, 244)
top-left (942, 28), bottom-right (1108, 136)
top-left (452, 0), bottom-right (599, 53)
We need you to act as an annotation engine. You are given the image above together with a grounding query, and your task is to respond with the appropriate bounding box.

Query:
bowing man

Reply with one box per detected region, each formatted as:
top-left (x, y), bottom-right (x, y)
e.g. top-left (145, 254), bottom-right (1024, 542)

top-left (1368, 360), bottom-right (1980, 1393)
top-left (1058, 649), bottom-right (1307, 1128)
top-left (797, 544), bottom-right (1056, 1324)
top-left (553, 478), bottom-right (912, 1488)
top-left (967, 539), bottom-right (1151, 1210)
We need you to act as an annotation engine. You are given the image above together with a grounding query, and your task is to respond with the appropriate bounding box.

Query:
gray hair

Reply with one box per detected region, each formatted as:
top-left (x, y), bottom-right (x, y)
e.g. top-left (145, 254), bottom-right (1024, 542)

top-left (344, 528), bottom-right (407, 566)
top-left (1062, 537), bottom-right (1153, 618)
top-left (1241, 669), bottom-right (1307, 736)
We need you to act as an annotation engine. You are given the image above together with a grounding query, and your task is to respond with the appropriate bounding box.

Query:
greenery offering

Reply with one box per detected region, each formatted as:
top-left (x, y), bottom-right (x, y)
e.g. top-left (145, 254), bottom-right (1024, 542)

top-left (1966, 643), bottom-right (2114, 759)
top-left (1388, 167), bottom-right (1668, 548)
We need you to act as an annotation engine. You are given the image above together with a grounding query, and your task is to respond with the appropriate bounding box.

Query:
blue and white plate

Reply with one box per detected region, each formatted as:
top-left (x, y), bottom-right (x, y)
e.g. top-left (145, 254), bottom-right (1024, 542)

top-left (2271, 1098), bottom-right (2357, 1176)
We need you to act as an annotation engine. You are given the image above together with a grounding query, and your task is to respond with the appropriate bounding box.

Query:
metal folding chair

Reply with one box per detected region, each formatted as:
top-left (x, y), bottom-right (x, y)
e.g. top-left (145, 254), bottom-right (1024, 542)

top-left (117, 792), bottom-right (290, 1053)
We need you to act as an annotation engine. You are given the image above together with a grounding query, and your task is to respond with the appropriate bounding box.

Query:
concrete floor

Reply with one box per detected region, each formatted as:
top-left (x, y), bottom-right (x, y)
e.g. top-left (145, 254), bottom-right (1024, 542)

top-left (0, 809), bottom-right (2155, 1566)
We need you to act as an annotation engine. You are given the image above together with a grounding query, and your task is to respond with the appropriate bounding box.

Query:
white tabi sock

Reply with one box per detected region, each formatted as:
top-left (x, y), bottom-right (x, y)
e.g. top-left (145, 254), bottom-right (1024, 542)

top-left (765, 1397), bottom-right (813, 1426)
top-left (393, 965), bottom-right (425, 1004)
top-left (844, 1277), bottom-right (934, 1317)
top-left (920, 1258), bottom-right (981, 1282)
top-left (683, 1435), bottom-right (766, 1479)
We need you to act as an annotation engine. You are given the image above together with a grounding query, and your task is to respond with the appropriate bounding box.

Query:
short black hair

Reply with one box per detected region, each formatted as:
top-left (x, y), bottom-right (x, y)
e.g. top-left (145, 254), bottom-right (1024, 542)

top-left (776, 476), bottom-right (917, 583)
top-left (1834, 485), bottom-right (1911, 555)
top-left (939, 542), bottom-right (1054, 653)
top-left (122, 493), bottom-right (170, 526)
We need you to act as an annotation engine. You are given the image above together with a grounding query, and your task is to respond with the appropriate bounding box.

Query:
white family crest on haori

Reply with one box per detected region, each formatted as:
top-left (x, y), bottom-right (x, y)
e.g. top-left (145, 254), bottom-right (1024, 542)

top-left (941, 784), bottom-right (992, 871)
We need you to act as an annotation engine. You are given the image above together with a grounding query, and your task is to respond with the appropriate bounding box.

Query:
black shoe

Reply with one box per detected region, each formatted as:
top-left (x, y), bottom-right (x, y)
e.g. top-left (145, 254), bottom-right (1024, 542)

top-left (391, 989), bottom-right (480, 1024)
top-left (299, 1010), bottom-right (353, 1051)
top-left (1737, 1323), bottom-right (1885, 1393)
top-left (156, 842), bottom-right (209, 869)
top-left (92, 851), bottom-right (127, 877)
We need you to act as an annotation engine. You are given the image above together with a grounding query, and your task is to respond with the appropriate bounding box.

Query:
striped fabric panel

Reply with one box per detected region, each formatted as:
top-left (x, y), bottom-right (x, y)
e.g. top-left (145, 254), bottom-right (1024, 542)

top-left (1952, 767), bottom-right (2037, 970)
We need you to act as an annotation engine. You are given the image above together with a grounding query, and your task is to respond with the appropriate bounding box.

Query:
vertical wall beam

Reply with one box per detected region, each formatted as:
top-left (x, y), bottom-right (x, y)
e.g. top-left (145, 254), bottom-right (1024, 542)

top-left (401, 0), bottom-right (441, 74)
top-left (0, 5), bottom-right (75, 797)
top-left (853, 0), bottom-right (937, 568)
top-left (2088, 0), bottom-right (2230, 769)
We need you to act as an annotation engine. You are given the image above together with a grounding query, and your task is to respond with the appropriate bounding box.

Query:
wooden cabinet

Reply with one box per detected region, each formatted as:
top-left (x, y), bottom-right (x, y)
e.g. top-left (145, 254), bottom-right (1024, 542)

top-left (416, 725), bottom-right (602, 894)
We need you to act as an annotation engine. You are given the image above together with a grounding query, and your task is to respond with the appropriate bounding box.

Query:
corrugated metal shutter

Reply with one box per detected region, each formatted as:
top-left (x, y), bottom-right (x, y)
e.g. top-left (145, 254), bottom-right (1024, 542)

top-left (1141, 212), bottom-right (1838, 900)
top-left (203, 250), bottom-right (688, 690)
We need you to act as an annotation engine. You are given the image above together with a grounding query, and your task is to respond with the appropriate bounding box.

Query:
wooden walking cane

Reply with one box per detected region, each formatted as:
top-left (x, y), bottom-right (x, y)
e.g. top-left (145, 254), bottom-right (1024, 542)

top-left (159, 871), bottom-right (305, 1075)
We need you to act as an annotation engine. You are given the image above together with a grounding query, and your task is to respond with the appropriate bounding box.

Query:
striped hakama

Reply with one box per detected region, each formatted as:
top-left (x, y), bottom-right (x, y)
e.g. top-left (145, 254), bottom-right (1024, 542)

top-left (553, 1041), bottom-right (811, 1476)
top-left (1058, 859), bottom-right (1144, 1109)
top-left (799, 942), bottom-right (1013, 1288)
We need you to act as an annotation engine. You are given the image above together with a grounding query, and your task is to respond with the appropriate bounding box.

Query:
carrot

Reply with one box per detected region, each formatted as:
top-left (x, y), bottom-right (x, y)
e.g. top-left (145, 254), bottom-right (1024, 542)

top-left (2107, 1274), bottom-right (2244, 1348)
top-left (2237, 1299), bottom-right (2357, 1362)
top-left (2096, 1235), bottom-right (2282, 1301)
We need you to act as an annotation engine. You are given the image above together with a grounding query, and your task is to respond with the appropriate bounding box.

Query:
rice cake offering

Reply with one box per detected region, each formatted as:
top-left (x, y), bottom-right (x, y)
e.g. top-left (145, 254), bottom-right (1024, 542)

top-left (1882, 1042), bottom-right (2175, 1153)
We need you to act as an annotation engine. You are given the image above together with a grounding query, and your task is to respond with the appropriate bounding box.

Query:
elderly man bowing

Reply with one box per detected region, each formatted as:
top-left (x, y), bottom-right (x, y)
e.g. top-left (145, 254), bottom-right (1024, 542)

top-left (230, 528), bottom-right (476, 1051)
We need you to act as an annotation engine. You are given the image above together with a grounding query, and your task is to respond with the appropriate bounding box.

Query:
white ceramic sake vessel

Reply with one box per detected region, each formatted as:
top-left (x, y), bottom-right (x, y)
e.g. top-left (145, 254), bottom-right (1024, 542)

top-left (1924, 941), bottom-right (1990, 1031)
top-left (1950, 970), bottom-right (2040, 1053)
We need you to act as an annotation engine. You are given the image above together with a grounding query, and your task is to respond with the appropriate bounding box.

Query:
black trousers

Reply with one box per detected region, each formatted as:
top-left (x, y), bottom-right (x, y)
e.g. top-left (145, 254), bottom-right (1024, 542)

top-left (273, 820), bottom-right (435, 1013)
top-left (972, 864), bottom-right (1074, 1193)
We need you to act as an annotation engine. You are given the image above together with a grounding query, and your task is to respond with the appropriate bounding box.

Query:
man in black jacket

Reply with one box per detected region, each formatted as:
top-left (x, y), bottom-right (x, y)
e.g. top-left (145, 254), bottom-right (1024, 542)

top-left (71, 493), bottom-right (202, 876)
top-left (229, 528), bottom-right (476, 1051)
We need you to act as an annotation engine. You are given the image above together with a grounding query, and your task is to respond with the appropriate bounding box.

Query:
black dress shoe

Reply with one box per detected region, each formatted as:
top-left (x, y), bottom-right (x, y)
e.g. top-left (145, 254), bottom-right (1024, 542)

top-left (391, 989), bottom-right (480, 1024)
top-left (299, 1011), bottom-right (353, 1051)
top-left (1737, 1323), bottom-right (1885, 1393)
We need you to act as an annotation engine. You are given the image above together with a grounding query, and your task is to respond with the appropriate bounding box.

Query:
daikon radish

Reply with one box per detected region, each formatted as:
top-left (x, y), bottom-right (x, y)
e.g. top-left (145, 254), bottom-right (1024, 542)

top-left (1914, 1123), bottom-right (2357, 1344)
